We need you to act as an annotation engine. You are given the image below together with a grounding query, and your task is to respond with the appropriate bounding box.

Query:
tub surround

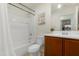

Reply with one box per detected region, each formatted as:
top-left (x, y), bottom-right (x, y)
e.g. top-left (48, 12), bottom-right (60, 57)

top-left (44, 31), bottom-right (79, 56)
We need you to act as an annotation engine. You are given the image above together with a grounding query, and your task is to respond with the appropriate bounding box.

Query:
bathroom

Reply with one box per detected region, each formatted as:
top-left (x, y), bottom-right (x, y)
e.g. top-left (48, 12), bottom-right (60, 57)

top-left (0, 3), bottom-right (79, 56)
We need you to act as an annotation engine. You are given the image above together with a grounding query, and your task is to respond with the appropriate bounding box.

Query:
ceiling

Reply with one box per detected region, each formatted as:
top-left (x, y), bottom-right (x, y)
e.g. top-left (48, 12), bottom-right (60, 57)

top-left (22, 3), bottom-right (79, 12)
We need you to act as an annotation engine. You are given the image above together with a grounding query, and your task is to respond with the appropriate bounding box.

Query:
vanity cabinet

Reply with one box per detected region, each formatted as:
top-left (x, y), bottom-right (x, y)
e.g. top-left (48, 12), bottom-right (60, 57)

top-left (44, 36), bottom-right (62, 56)
top-left (44, 36), bottom-right (79, 56)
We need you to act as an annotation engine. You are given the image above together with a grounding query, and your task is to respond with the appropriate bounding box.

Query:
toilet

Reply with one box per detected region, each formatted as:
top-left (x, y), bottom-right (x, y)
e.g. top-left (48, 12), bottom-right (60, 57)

top-left (27, 35), bottom-right (44, 56)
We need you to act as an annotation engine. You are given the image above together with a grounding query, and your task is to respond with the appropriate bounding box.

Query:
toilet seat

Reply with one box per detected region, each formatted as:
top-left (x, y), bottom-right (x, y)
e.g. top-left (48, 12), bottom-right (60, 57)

top-left (28, 44), bottom-right (40, 53)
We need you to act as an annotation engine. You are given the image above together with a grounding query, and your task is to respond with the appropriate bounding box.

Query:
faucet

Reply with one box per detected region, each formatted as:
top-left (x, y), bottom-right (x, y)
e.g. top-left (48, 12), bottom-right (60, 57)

top-left (62, 31), bottom-right (68, 35)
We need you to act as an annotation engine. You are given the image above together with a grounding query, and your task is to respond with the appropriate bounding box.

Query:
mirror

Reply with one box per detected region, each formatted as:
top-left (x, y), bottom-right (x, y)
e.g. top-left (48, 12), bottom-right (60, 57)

top-left (51, 3), bottom-right (76, 31)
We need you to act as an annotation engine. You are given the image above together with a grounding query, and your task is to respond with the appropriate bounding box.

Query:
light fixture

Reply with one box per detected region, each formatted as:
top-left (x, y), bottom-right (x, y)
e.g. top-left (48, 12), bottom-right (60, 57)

top-left (57, 4), bottom-right (62, 8)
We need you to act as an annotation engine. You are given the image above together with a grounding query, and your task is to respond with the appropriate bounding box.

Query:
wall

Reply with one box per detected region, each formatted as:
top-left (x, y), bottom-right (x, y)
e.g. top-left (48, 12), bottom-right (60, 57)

top-left (34, 4), bottom-right (51, 37)
top-left (51, 5), bottom-right (76, 31)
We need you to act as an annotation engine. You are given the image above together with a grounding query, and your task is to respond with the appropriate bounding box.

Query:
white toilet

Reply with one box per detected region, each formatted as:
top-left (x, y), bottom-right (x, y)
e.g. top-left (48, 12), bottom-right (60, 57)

top-left (28, 35), bottom-right (44, 56)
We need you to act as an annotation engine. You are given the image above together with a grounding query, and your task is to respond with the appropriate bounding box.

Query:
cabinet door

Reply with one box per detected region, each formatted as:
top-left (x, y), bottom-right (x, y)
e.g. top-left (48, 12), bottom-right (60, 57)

top-left (64, 39), bottom-right (79, 56)
top-left (44, 36), bottom-right (62, 56)
top-left (69, 39), bottom-right (79, 56)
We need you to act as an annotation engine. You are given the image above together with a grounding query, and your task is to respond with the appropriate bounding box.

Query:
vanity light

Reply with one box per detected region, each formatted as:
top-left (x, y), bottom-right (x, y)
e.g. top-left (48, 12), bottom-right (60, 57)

top-left (57, 4), bottom-right (62, 8)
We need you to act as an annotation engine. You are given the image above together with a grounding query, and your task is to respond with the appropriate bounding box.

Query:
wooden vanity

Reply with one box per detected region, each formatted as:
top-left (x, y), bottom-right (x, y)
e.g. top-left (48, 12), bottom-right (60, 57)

top-left (44, 36), bottom-right (79, 56)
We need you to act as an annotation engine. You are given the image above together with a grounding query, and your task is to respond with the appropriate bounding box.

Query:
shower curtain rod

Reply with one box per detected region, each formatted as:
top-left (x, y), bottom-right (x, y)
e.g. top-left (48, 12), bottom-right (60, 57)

top-left (19, 3), bottom-right (35, 12)
top-left (8, 3), bottom-right (35, 16)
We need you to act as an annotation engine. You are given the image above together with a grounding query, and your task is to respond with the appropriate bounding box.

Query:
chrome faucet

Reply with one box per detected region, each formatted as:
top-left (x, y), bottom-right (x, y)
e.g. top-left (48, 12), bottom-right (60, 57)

top-left (62, 31), bottom-right (68, 35)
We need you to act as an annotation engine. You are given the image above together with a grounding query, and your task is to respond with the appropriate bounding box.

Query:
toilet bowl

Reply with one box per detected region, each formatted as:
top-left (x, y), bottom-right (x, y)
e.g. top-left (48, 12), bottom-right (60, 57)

top-left (27, 35), bottom-right (44, 56)
top-left (28, 44), bottom-right (40, 52)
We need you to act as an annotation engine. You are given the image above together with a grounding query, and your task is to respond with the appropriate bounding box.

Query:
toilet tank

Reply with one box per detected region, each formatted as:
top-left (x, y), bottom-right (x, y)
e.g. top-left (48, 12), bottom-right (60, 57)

top-left (36, 36), bottom-right (44, 46)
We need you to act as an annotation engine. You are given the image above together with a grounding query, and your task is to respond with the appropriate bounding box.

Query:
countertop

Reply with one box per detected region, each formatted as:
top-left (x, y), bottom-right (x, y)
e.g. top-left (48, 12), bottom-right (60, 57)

top-left (45, 31), bottom-right (79, 39)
